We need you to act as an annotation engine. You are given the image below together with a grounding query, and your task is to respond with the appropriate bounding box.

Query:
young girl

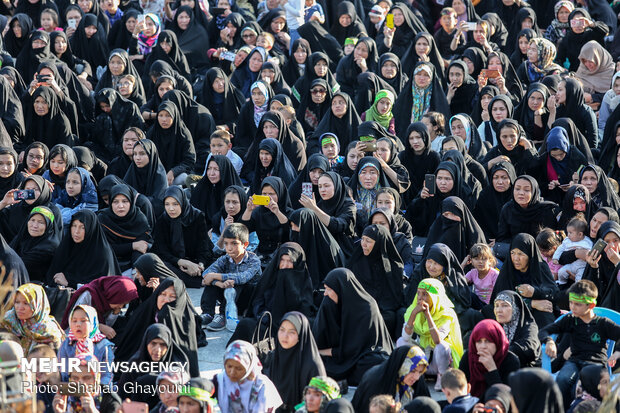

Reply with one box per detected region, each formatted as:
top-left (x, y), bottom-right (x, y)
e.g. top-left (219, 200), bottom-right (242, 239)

top-left (43, 144), bottom-right (77, 202)
top-left (319, 133), bottom-right (344, 168)
top-left (362, 89), bottom-right (395, 134)
top-left (535, 228), bottom-right (564, 280)
top-left (55, 167), bottom-right (99, 226)
top-left (39, 8), bottom-right (62, 33)
top-left (211, 185), bottom-right (258, 254)
top-left (463, 243), bottom-right (499, 309)
top-left (598, 71), bottom-right (620, 135)
top-left (57, 305), bottom-right (114, 386)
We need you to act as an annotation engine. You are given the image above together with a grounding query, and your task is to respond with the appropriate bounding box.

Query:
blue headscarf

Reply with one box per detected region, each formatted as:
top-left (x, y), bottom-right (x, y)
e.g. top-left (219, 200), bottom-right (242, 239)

top-left (546, 126), bottom-right (571, 183)
top-left (58, 167), bottom-right (98, 208)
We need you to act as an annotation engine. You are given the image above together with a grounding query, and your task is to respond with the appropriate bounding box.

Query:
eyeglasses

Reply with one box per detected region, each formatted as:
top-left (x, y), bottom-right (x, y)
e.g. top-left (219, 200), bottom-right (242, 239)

top-left (118, 82), bottom-right (132, 87)
top-left (311, 89), bottom-right (326, 95)
top-left (27, 154), bottom-right (44, 161)
top-left (242, 33), bottom-right (255, 39)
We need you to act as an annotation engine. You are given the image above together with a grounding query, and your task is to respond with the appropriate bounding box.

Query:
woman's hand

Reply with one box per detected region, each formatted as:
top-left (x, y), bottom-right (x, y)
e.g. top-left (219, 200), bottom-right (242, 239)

top-left (299, 193), bottom-right (317, 209)
top-left (53, 273), bottom-right (69, 287)
top-left (319, 348), bottom-right (332, 357)
top-left (166, 170), bottom-right (175, 185)
top-left (65, 26), bottom-right (76, 38)
top-left (477, 73), bottom-right (488, 91)
top-left (132, 240), bottom-right (149, 254)
top-left (605, 245), bottom-right (620, 266)
top-left (224, 215), bottom-right (234, 228)
top-left (79, 394), bottom-right (98, 413)
top-left (517, 284), bottom-right (534, 298)
top-left (547, 95), bottom-right (557, 113)
top-left (372, 152), bottom-right (389, 169)
top-left (477, 347), bottom-right (497, 371)
top-left (246, 196), bottom-right (256, 212)
top-left (495, 73), bottom-right (508, 94)
top-left (518, 138), bottom-right (532, 150)
top-left (446, 82), bottom-right (457, 103)
top-left (354, 56), bottom-right (367, 72)
top-left (548, 180), bottom-right (560, 190)
top-left (0, 189), bottom-right (18, 209)
top-left (52, 394), bottom-right (67, 413)
top-left (531, 299), bottom-right (553, 313)
top-left (266, 198), bottom-right (280, 215)
top-left (461, 254), bottom-right (471, 269)
top-left (545, 340), bottom-right (557, 358)
top-left (481, 108), bottom-right (490, 122)
top-left (146, 277), bottom-right (159, 290)
top-left (586, 249), bottom-right (602, 268)
top-left (133, 20), bottom-right (146, 36)
top-left (420, 183), bottom-right (432, 199)
top-left (99, 324), bottom-right (116, 339)
top-left (383, 26), bottom-right (394, 47)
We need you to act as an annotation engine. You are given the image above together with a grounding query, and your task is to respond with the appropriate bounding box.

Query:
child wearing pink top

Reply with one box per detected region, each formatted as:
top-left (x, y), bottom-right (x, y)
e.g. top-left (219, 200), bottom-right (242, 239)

top-left (463, 243), bottom-right (499, 309)
top-left (535, 228), bottom-right (564, 281)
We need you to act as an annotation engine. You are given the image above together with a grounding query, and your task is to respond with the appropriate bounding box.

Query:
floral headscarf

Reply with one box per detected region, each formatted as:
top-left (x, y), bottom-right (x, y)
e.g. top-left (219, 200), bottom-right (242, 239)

top-left (1, 283), bottom-right (64, 353)
top-left (356, 162), bottom-right (381, 216)
top-left (526, 38), bottom-right (559, 82)
top-left (68, 305), bottom-right (106, 356)
top-left (218, 340), bottom-right (264, 413)
top-left (411, 63), bottom-right (433, 123)
top-left (137, 13), bottom-right (161, 55)
top-left (494, 291), bottom-right (521, 341)
top-left (251, 80), bottom-right (270, 127)
top-left (396, 346), bottom-right (428, 404)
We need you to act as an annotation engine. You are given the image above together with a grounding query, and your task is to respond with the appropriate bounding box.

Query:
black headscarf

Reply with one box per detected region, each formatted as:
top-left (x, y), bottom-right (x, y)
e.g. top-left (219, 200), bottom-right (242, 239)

top-left (316, 171), bottom-right (357, 257)
top-left (335, 37), bottom-right (379, 98)
top-left (556, 77), bottom-right (596, 147)
top-left (282, 38), bottom-right (311, 86)
top-left (352, 345), bottom-right (430, 413)
top-left (0, 147), bottom-right (24, 200)
top-left (483, 384), bottom-right (513, 413)
top-left (579, 164), bottom-right (620, 211)
top-left (199, 67), bottom-right (245, 133)
top-left (330, 1), bottom-right (366, 45)
top-left (447, 60), bottom-right (477, 116)
top-left (114, 277), bottom-right (199, 377)
top-left (289, 208), bottom-right (346, 289)
top-left (46, 210), bottom-right (120, 288)
top-left (481, 119), bottom-right (536, 176)
top-left (249, 138), bottom-right (297, 196)
top-left (123, 139), bottom-right (168, 202)
top-left (69, 13), bottom-right (109, 70)
top-left (144, 30), bottom-right (190, 81)
top-left (403, 397), bottom-right (441, 413)
top-left (398, 122), bottom-right (440, 202)
top-left (378, 53), bottom-right (408, 95)
top-left (291, 51), bottom-right (339, 105)
top-left (471, 85), bottom-right (499, 125)
top-left (297, 78), bottom-right (333, 135)
top-left (482, 12), bottom-right (508, 48)
top-left (297, 21), bottom-right (343, 73)
top-left (4, 14), bottom-right (34, 57)
top-left (168, 6), bottom-right (209, 71)
top-left (462, 47), bottom-right (487, 80)
top-left (347, 224), bottom-right (404, 312)
top-left (15, 30), bottom-right (55, 82)
top-left (230, 46), bottom-right (267, 98)
top-left (514, 82), bottom-right (549, 142)
top-left (160, 185), bottom-right (204, 260)
top-left (509, 368), bottom-right (564, 413)
top-left (473, 161), bottom-right (516, 240)
top-left (98, 183), bottom-right (151, 242)
top-left (108, 9), bottom-right (138, 50)
top-left (311, 268), bottom-right (393, 380)
top-left (24, 86), bottom-right (74, 148)
top-left (313, 92), bottom-right (361, 155)
top-left (264, 312), bottom-right (326, 411)
top-left (382, 2), bottom-right (427, 57)
top-left (248, 242), bottom-right (315, 321)
top-left (289, 153), bottom-right (330, 209)
top-left (96, 49), bottom-right (146, 104)
top-left (401, 32), bottom-right (446, 81)
top-left (259, 61), bottom-right (290, 96)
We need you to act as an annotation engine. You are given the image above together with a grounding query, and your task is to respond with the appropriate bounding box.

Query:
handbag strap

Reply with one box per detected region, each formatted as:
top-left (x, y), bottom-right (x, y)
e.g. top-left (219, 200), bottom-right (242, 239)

top-left (252, 311), bottom-right (273, 344)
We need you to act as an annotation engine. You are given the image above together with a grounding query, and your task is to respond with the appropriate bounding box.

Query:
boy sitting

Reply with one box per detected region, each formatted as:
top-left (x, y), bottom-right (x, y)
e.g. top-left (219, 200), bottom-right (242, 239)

top-left (441, 368), bottom-right (479, 413)
top-left (200, 223), bottom-right (262, 331)
top-left (205, 130), bottom-right (243, 175)
top-left (540, 280), bottom-right (620, 407)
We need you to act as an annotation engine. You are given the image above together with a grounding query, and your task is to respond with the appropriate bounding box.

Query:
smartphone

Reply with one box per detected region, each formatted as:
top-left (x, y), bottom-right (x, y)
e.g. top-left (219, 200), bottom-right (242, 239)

top-left (362, 141), bottom-right (377, 152)
top-left (385, 13), bottom-right (394, 29)
top-left (463, 22), bottom-right (477, 31)
top-left (220, 51), bottom-right (236, 62)
top-left (571, 19), bottom-right (585, 29)
top-left (211, 7), bottom-right (226, 15)
top-left (122, 401), bottom-right (149, 413)
top-left (67, 18), bottom-right (77, 29)
top-left (302, 182), bottom-right (312, 197)
top-left (252, 195), bottom-right (270, 205)
top-left (36, 74), bottom-right (49, 83)
top-left (480, 69), bottom-right (499, 79)
top-left (592, 239), bottom-right (608, 254)
top-left (137, 14), bottom-right (145, 23)
top-left (424, 174), bottom-right (436, 195)
top-left (58, 382), bottom-right (88, 397)
top-left (13, 189), bottom-right (35, 201)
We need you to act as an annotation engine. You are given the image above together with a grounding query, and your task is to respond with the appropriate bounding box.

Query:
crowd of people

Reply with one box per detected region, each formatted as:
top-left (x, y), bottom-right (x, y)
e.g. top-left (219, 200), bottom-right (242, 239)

top-left (2, 0), bottom-right (620, 412)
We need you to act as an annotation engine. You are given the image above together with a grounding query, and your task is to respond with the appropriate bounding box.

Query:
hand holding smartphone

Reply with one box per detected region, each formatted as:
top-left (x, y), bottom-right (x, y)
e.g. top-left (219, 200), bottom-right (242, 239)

top-left (424, 174), bottom-right (436, 195)
top-left (302, 182), bottom-right (312, 198)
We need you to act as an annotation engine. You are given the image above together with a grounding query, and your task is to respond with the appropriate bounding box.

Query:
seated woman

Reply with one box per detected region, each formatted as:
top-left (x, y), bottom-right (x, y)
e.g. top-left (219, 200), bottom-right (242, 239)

top-left (114, 278), bottom-right (199, 377)
top-left (347, 157), bottom-right (390, 229)
top-left (398, 122), bottom-right (440, 204)
top-left (294, 376), bottom-right (341, 413)
top-left (375, 187), bottom-right (412, 239)
top-left (210, 185), bottom-right (259, 254)
top-left (579, 164), bottom-right (620, 211)
top-left (98, 184), bottom-right (152, 272)
top-left (18, 142), bottom-right (49, 176)
top-left (473, 161), bottom-right (516, 242)
top-left (249, 138), bottom-right (297, 196)
top-left (352, 345), bottom-right (430, 413)
top-left (312, 268), bottom-right (393, 385)
top-left (10, 206), bottom-right (60, 282)
top-left (107, 128), bottom-right (144, 179)
top-left (241, 176), bottom-right (293, 258)
top-left (296, 78), bottom-right (334, 137)
top-left (58, 305), bottom-right (114, 386)
top-left (95, 49), bottom-right (146, 104)
top-left (149, 370), bottom-right (191, 413)
top-left (289, 154), bottom-right (330, 210)
top-left (583, 221), bottom-right (620, 309)
top-left (449, 113), bottom-right (487, 161)
top-left (43, 144), bottom-right (78, 203)
top-left (493, 290), bottom-right (540, 367)
top-left (496, 175), bottom-right (559, 242)
top-left (347, 224), bottom-right (404, 336)
top-left (55, 166), bottom-right (98, 227)
top-left (312, 92), bottom-right (361, 156)
top-left (264, 312), bottom-right (326, 412)
top-left (369, 207), bottom-right (413, 277)
top-left (1, 283), bottom-right (64, 353)
top-left (61, 275), bottom-right (138, 339)
top-left (459, 319), bottom-right (520, 398)
top-left (480, 119), bottom-right (537, 176)
top-left (123, 139), bottom-right (169, 213)
top-left (140, 75), bottom-right (176, 125)
top-left (214, 340), bottom-right (282, 412)
top-left (118, 323), bottom-right (190, 407)
top-left (398, 278), bottom-right (463, 391)
top-left (152, 186), bottom-right (214, 288)
top-left (199, 67), bottom-right (246, 137)
top-left (514, 83), bottom-right (551, 144)
top-left (24, 86), bottom-right (74, 149)
top-left (491, 233), bottom-right (559, 327)
top-left (0, 148), bottom-right (24, 201)
top-left (335, 37), bottom-right (379, 98)
top-left (46, 210), bottom-right (120, 289)
top-left (375, 137), bottom-right (411, 194)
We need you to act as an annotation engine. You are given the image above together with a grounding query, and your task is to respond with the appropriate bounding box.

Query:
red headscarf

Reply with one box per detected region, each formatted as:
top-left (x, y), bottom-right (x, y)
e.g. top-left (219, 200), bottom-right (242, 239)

top-left (468, 319), bottom-right (510, 398)
top-left (61, 276), bottom-right (138, 329)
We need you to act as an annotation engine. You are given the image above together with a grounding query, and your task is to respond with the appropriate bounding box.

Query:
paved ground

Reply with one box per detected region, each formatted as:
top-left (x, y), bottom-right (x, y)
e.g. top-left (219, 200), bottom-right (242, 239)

top-left (187, 288), bottom-right (446, 403)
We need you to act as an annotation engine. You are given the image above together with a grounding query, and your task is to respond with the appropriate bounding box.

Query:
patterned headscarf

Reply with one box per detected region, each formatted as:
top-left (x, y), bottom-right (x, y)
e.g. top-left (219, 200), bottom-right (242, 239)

top-left (495, 291), bottom-right (520, 341)
top-left (356, 162), bottom-right (381, 216)
top-left (1, 283), bottom-right (64, 353)
top-left (68, 305), bottom-right (106, 356)
top-left (298, 376), bottom-right (341, 412)
top-left (527, 38), bottom-right (558, 75)
top-left (411, 63), bottom-right (433, 123)
top-left (396, 346), bottom-right (428, 403)
top-left (224, 340), bottom-right (261, 382)
top-left (251, 80), bottom-right (270, 127)
top-left (137, 13), bottom-right (161, 55)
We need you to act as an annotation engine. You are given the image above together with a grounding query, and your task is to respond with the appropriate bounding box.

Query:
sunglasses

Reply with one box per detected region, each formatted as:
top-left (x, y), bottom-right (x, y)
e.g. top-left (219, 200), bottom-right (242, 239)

top-left (311, 89), bottom-right (326, 95)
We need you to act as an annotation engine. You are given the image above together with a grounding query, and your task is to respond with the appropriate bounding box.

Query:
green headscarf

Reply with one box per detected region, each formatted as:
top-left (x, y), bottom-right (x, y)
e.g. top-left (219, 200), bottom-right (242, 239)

top-left (364, 89), bottom-right (394, 130)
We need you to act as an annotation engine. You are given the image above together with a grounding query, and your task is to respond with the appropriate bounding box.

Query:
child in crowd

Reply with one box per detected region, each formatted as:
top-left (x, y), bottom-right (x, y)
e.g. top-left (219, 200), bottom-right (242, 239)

top-left (211, 186), bottom-right (259, 254)
top-left (304, 0), bottom-right (325, 24)
top-left (101, 0), bottom-right (124, 27)
top-left (367, 5), bottom-right (386, 35)
top-left (553, 216), bottom-right (593, 285)
top-left (463, 243), bottom-right (499, 309)
top-left (422, 112), bottom-right (447, 153)
top-left (28, 344), bottom-right (61, 412)
top-left (39, 8), bottom-right (62, 33)
top-left (343, 37), bottom-right (357, 56)
top-left (205, 130), bottom-right (243, 176)
top-left (362, 90), bottom-right (395, 134)
top-left (200, 223), bottom-right (262, 331)
top-left (55, 167), bottom-right (99, 226)
top-left (441, 368), bottom-right (479, 413)
top-left (435, 8), bottom-right (457, 60)
top-left (540, 280), bottom-right (620, 407)
top-left (598, 72), bottom-right (620, 135)
top-left (536, 228), bottom-right (563, 280)
top-left (320, 133), bottom-right (344, 167)
top-left (369, 395), bottom-right (400, 413)
top-left (544, 0), bottom-right (574, 45)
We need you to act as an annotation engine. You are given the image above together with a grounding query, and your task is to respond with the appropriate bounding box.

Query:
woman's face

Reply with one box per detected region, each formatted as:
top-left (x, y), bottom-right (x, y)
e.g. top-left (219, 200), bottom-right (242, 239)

top-left (521, 17), bottom-right (533, 29)
top-left (225, 22), bottom-right (238, 39)
top-left (414, 70), bottom-right (431, 89)
top-left (158, 81), bottom-right (174, 98)
top-left (225, 358), bottom-right (247, 383)
top-left (448, 66), bottom-right (464, 88)
top-left (499, 126), bottom-right (519, 151)
top-left (11, 21), bottom-right (22, 38)
top-left (370, 213), bottom-right (389, 231)
top-left (528, 91), bottom-right (544, 111)
top-left (263, 121), bottom-right (279, 139)
top-left (463, 57), bottom-right (475, 75)
top-left (23, 179), bottom-right (42, 205)
top-left (294, 46), bottom-right (307, 64)
top-left (376, 192), bottom-right (395, 212)
top-left (304, 388), bottom-right (323, 413)
top-left (381, 60), bottom-right (397, 79)
top-left (251, 87), bottom-right (266, 106)
top-left (402, 365), bottom-right (426, 386)
top-left (425, 258), bottom-right (443, 277)
top-left (492, 169), bottom-right (511, 193)
top-left (318, 175), bottom-right (335, 200)
top-left (157, 109), bottom-right (173, 129)
top-left (158, 379), bottom-right (179, 408)
top-left (392, 8), bottom-right (404, 26)
top-left (109, 55), bottom-right (126, 76)
top-left (27, 213), bottom-right (47, 237)
top-left (164, 197), bottom-right (182, 219)
top-left (234, 50), bottom-right (249, 68)
top-left (260, 68), bottom-right (275, 84)
top-left (69, 308), bottom-right (90, 340)
top-left (331, 95), bottom-right (347, 118)
top-left (556, 81), bottom-right (567, 104)
top-left (54, 35), bottom-right (67, 55)
top-left (224, 191), bottom-right (241, 216)
top-left (160, 40), bottom-right (172, 54)
top-left (518, 36), bottom-right (530, 55)
top-left (494, 300), bottom-right (513, 324)
top-left (475, 337), bottom-right (498, 357)
top-left (361, 235), bottom-right (375, 255)
top-left (118, 77), bottom-right (135, 97)
top-left (409, 130), bottom-right (425, 154)
top-left (436, 169), bottom-right (454, 194)
top-left (376, 141), bottom-right (391, 163)
top-left (323, 284), bottom-right (338, 303)
top-left (26, 148), bottom-right (45, 173)
top-left (309, 168), bottom-right (323, 186)
top-left (71, 219), bottom-right (86, 243)
top-left (65, 171), bottom-right (82, 198)
top-left (513, 178), bottom-right (533, 207)
top-left (527, 42), bottom-right (538, 63)
top-left (277, 319), bottom-right (299, 349)
top-left (338, 13), bottom-right (352, 27)
top-left (261, 184), bottom-right (279, 203)
top-left (241, 29), bottom-right (256, 45)
top-left (248, 52), bottom-right (264, 72)
top-left (78, 0), bottom-right (92, 12)
top-left (111, 194), bottom-right (130, 217)
top-left (353, 42), bottom-right (369, 60)
top-left (415, 37), bottom-right (430, 57)
top-left (33, 96), bottom-right (49, 117)
top-left (206, 161), bottom-right (220, 184)
top-left (259, 149), bottom-right (273, 168)
top-left (156, 285), bottom-right (177, 310)
top-left (346, 147), bottom-right (364, 171)
top-left (133, 144), bottom-right (149, 168)
top-left (311, 85), bottom-right (327, 104)
top-left (451, 119), bottom-right (467, 140)
top-left (452, 0), bottom-right (465, 14)
top-left (125, 16), bottom-right (137, 33)
top-left (147, 337), bottom-right (168, 361)
top-left (491, 101), bottom-right (508, 122)
top-left (177, 11), bottom-right (191, 30)
top-left (359, 166), bottom-right (379, 189)
top-left (550, 148), bottom-right (566, 162)
top-left (558, 6), bottom-right (571, 23)
top-left (14, 292), bottom-right (33, 320)
top-left (580, 170), bottom-right (598, 194)
top-left (487, 56), bottom-right (503, 73)
top-left (510, 247), bottom-right (529, 271)
top-left (573, 196), bottom-right (586, 212)
top-left (0, 153), bottom-right (14, 179)
top-left (212, 76), bottom-right (226, 93)
top-left (590, 211), bottom-right (608, 238)
top-left (50, 154), bottom-right (67, 176)
top-left (604, 232), bottom-right (620, 253)
top-left (314, 59), bottom-right (328, 77)
top-left (84, 25), bottom-right (97, 39)
top-left (270, 17), bottom-right (286, 33)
